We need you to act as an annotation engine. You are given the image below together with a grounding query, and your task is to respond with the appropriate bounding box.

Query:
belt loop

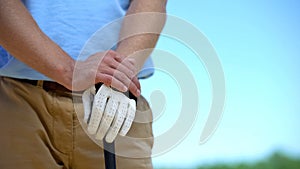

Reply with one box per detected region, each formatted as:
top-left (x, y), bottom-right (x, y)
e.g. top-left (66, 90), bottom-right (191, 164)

top-left (37, 80), bottom-right (44, 88)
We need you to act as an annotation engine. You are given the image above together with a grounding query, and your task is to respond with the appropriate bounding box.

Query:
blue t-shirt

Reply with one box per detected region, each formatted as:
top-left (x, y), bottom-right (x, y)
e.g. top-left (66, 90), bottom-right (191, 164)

top-left (0, 0), bottom-right (154, 80)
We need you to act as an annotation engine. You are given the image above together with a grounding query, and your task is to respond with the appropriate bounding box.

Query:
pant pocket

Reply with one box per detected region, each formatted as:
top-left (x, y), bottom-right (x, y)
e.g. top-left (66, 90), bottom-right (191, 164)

top-left (51, 93), bottom-right (74, 154)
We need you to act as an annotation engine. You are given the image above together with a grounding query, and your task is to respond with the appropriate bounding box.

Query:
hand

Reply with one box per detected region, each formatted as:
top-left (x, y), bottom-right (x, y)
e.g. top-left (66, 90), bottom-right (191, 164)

top-left (72, 50), bottom-right (141, 97)
top-left (82, 84), bottom-right (136, 143)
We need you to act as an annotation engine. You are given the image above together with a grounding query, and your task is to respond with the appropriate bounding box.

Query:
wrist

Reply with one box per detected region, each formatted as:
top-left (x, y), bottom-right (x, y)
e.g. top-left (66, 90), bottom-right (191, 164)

top-left (55, 57), bottom-right (75, 91)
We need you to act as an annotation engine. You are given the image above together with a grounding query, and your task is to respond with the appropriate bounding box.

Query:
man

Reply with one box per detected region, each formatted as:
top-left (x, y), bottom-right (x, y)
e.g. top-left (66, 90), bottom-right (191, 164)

top-left (0, 0), bottom-right (167, 168)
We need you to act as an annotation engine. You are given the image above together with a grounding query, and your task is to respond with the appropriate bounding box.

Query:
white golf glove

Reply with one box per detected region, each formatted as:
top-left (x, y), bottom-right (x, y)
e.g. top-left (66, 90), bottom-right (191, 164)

top-left (82, 84), bottom-right (136, 143)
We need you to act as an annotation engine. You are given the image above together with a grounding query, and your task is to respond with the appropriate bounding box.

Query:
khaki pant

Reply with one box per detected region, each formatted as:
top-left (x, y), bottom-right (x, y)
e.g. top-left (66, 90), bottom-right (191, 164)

top-left (0, 77), bottom-right (153, 169)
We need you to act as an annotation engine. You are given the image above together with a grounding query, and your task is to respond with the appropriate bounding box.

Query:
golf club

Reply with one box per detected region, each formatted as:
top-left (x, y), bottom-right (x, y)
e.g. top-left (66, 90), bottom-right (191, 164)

top-left (96, 83), bottom-right (137, 169)
top-left (103, 140), bottom-right (116, 169)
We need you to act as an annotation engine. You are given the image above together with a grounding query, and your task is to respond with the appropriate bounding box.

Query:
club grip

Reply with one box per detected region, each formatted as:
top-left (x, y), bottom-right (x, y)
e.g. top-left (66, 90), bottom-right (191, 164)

top-left (95, 83), bottom-right (137, 101)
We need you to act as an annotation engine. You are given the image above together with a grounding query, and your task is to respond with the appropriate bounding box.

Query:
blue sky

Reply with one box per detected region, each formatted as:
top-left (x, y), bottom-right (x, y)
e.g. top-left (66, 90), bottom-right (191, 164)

top-left (140, 0), bottom-right (300, 168)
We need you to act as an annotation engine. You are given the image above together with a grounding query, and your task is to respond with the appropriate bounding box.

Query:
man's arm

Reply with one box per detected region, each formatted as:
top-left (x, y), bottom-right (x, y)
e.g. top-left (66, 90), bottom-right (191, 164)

top-left (0, 0), bottom-right (140, 95)
top-left (0, 0), bottom-right (75, 87)
top-left (116, 0), bottom-right (167, 74)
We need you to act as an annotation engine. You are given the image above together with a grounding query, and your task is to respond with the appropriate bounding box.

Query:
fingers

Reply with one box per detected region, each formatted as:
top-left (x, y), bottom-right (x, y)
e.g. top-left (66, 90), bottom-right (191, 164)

top-left (94, 50), bottom-right (141, 97)
top-left (86, 85), bottom-right (136, 143)
top-left (119, 99), bottom-right (136, 136)
top-left (128, 76), bottom-right (141, 97)
top-left (95, 95), bottom-right (119, 140)
top-left (97, 69), bottom-right (140, 97)
top-left (87, 85), bottom-right (111, 134)
top-left (105, 100), bottom-right (128, 143)
top-left (104, 93), bottom-right (136, 143)
top-left (118, 57), bottom-right (141, 96)
top-left (82, 86), bottom-right (96, 123)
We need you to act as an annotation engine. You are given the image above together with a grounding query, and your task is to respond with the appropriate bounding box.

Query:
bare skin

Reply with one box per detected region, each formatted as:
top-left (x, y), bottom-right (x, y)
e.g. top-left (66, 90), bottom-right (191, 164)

top-left (0, 0), bottom-right (167, 97)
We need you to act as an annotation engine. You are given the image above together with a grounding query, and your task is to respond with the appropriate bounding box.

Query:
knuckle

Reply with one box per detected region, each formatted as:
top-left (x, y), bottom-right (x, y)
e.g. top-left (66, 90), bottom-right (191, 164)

top-left (125, 69), bottom-right (134, 79)
top-left (108, 50), bottom-right (119, 58)
top-left (128, 58), bottom-right (136, 64)
top-left (102, 55), bottom-right (111, 63)
top-left (107, 50), bottom-right (115, 55)
top-left (99, 67), bottom-right (110, 74)
top-left (111, 70), bottom-right (120, 79)
top-left (100, 75), bottom-right (112, 85)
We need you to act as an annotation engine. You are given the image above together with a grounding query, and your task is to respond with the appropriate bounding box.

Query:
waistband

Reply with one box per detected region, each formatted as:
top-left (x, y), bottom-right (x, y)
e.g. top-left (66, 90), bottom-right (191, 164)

top-left (7, 77), bottom-right (83, 97)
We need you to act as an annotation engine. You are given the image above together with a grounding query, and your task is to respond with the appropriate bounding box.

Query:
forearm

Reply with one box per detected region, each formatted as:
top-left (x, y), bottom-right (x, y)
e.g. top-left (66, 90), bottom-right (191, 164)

top-left (0, 0), bottom-right (74, 88)
top-left (116, 0), bottom-right (167, 71)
